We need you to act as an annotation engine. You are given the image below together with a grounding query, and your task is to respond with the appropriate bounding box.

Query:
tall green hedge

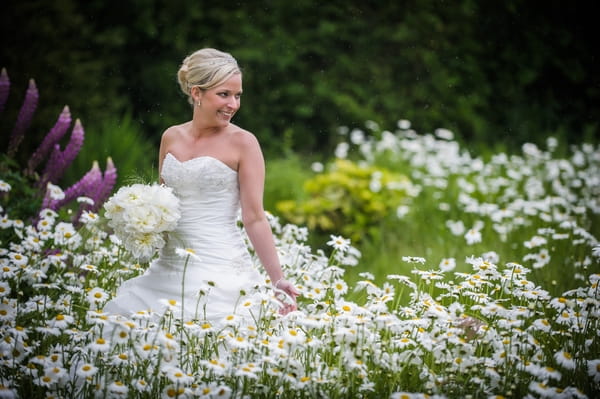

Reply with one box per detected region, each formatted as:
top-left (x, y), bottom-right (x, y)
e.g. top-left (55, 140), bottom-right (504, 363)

top-left (2, 0), bottom-right (598, 161)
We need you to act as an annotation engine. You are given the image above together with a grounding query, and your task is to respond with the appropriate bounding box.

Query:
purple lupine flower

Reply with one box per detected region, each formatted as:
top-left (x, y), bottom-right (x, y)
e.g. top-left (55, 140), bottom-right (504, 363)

top-left (27, 105), bottom-right (71, 173)
top-left (38, 118), bottom-right (85, 186)
top-left (91, 157), bottom-right (118, 212)
top-left (48, 161), bottom-right (102, 210)
top-left (7, 79), bottom-right (39, 157)
top-left (0, 68), bottom-right (9, 115)
top-left (38, 143), bottom-right (65, 189)
top-left (61, 118), bottom-right (85, 169)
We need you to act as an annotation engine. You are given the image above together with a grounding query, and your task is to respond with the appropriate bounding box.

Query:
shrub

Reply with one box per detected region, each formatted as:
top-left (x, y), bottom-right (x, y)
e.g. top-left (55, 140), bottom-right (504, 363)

top-left (276, 159), bottom-right (414, 242)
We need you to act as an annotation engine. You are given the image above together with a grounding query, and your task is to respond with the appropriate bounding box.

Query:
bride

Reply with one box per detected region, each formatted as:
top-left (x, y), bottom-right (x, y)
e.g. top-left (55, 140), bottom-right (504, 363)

top-left (103, 48), bottom-right (299, 323)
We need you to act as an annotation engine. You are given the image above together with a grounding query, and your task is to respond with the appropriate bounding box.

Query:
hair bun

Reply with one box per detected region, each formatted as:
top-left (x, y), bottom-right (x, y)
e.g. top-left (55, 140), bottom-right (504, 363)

top-left (177, 48), bottom-right (241, 105)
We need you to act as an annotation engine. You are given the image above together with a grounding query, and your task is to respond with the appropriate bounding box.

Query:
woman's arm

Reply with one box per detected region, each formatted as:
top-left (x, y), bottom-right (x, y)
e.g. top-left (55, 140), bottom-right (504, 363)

top-left (237, 131), bottom-right (299, 311)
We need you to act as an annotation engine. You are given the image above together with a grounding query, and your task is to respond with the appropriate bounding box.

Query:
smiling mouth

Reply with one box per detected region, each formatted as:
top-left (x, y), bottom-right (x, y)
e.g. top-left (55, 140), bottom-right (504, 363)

top-left (219, 111), bottom-right (234, 118)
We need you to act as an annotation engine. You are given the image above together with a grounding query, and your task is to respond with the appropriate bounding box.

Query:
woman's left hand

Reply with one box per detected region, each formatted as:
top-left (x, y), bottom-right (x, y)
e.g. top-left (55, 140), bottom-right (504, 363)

top-left (274, 279), bottom-right (300, 315)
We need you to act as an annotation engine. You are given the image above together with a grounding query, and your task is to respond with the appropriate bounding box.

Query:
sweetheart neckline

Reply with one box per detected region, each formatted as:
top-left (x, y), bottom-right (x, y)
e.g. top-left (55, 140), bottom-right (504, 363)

top-left (165, 152), bottom-right (237, 174)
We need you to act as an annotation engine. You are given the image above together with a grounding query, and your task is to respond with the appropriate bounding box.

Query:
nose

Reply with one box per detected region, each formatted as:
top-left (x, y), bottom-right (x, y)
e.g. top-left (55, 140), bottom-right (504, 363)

top-left (229, 96), bottom-right (240, 110)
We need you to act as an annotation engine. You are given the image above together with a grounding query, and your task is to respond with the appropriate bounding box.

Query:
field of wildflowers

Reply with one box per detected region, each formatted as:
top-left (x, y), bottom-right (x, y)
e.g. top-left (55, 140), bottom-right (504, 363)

top-left (1, 69), bottom-right (600, 398)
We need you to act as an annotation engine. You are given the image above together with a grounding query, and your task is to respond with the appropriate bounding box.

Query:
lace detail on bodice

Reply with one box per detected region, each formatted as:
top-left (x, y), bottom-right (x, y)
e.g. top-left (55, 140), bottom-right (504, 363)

top-left (161, 153), bottom-right (238, 197)
top-left (159, 152), bottom-right (244, 256)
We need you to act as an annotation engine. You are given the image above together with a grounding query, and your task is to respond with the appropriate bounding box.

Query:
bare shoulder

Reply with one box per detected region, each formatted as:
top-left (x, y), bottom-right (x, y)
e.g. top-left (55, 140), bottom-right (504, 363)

top-left (228, 124), bottom-right (260, 152)
top-left (161, 122), bottom-right (189, 143)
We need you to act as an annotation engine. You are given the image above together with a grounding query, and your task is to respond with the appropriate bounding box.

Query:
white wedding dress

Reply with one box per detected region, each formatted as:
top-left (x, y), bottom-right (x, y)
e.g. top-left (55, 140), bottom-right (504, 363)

top-left (103, 153), bottom-right (267, 324)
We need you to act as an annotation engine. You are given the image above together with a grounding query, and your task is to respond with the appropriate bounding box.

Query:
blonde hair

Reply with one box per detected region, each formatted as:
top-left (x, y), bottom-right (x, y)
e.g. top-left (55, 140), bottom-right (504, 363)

top-left (177, 48), bottom-right (241, 104)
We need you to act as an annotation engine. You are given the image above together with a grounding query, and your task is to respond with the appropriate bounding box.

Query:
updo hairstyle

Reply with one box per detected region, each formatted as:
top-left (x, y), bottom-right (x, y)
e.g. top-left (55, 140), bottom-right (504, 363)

top-left (177, 48), bottom-right (241, 104)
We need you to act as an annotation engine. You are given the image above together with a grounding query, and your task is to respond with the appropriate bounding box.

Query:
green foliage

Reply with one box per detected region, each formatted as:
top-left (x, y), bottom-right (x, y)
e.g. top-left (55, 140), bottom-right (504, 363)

top-left (0, 155), bottom-right (41, 225)
top-left (276, 159), bottom-right (411, 242)
top-left (263, 155), bottom-right (312, 214)
top-left (1, 0), bottom-right (598, 160)
top-left (62, 113), bottom-right (157, 188)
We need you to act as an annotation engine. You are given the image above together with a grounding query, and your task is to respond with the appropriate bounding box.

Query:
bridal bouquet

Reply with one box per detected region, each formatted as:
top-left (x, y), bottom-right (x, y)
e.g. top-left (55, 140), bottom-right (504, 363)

top-left (103, 183), bottom-right (181, 261)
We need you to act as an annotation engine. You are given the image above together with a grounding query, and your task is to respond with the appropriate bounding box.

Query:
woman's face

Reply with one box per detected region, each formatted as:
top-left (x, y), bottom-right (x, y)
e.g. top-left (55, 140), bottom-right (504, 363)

top-left (195, 74), bottom-right (242, 127)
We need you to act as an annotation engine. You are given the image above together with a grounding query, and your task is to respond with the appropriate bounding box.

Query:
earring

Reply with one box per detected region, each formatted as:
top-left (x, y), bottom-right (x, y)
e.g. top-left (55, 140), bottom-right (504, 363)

top-left (196, 101), bottom-right (202, 107)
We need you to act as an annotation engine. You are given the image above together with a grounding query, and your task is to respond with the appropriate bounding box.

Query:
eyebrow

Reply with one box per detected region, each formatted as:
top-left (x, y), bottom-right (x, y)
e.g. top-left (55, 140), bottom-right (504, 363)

top-left (220, 89), bottom-right (243, 94)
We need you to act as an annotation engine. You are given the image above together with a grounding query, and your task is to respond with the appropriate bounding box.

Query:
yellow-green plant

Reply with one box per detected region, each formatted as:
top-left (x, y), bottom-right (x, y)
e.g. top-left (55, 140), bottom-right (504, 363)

top-left (276, 159), bottom-right (411, 242)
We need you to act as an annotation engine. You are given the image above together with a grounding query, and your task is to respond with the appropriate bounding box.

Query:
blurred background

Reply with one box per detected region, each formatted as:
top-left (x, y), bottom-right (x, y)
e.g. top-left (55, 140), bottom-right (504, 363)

top-left (2, 1), bottom-right (598, 170)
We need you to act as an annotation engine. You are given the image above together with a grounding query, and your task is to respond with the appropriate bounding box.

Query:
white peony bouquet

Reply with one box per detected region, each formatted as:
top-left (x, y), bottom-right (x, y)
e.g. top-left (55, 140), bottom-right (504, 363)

top-left (103, 183), bottom-right (181, 261)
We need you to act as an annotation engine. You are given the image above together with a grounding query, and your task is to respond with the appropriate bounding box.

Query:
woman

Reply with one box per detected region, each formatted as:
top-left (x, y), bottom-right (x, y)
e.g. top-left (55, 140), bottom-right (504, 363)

top-left (104, 48), bottom-right (299, 323)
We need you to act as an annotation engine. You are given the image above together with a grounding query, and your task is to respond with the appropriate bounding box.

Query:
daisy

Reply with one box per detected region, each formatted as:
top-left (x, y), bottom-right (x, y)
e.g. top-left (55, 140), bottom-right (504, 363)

top-left (76, 363), bottom-right (98, 379)
top-left (331, 279), bottom-right (348, 296)
top-left (445, 220), bottom-right (465, 236)
top-left (0, 180), bottom-right (11, 192)
top-left (36, 370), bottom-right (59, 388)
top-left (0, 385), bottom-right (16, 398)
top-left (282, 328), bottom-right (306, 346)
top-left (335, 142), bottom-right (349, 159)
top-left (108, 381), bottom-right (129, 397)
top-left (395, 337), bottom-right (415, 349)
top-left (439, 258), bottom-right (456, 272)
top-left (549, 297), bottom-right (570, 310)
top-left (387, 274), bottom-right (417, 289)
top-left (164, 366), bottom-right (194, 385)
top-left (528, 381), bottom-right (553, 397)
top-left (45, 182), bottom-right (65, 200)
top-left (537, 366), bottom-right (562, 381)
top-left (202, 358), bottom-right (228, 374)
top-left (162, 385), bottom-right (189, 399)
top-left (175, 247), bottom-right (201, 261)
top-left (464, 228), bottom-right (482, 245)
top-left (554, 350), bottom-right (575, 370)
top-left (86, 287), bottom-right (109, 307)
top-left (305, 283), bottom-right (327, 301)
top-left (45, 365), bottom-right (67, 383)
top-left (8, 252), bottom-right (27, 267)
top-left (234, 362), bottom-right (259, 379)
top-left (327, 235), bottom-right (351, 253)
top-left (133, 379), bottom-right (150, 393)
top-left (587, 359), bottom-right (600, 383)
top-left (79, 211), bottom-right (99, 224)
top-left (402, 256), bottom-right (426, 264)
top-left (196, 383), bottom-right (232, 398)
top-left (77, 196), bottom-right (95, 205)
top-left (38, 208), bottom-right (58, 219)
top-left (390, 392), bottom-right (423, 399)
top-left (49, 314), bottom-right (74, 330)
top-left (524, 235), bottom-right (547, 248)
top-left (36, 217), bottom-right (54, 232)
top-left (311, 161), bottom-right (324, 173)
top-left (111, 351), bottom-right (134, 366)
top-left (524, 249), bottom-right (551, 269)
top-left (227, 334), bottom-right (252, 350)
top-left (88, 337), bottom-right (111, 353)
top-left (0, 281), bottom-right (10, 297)
top-left (159, 298), bottom-right (182, 312)
top-left (0, 215), bottom-right (12, 228)
top-left (531, 318), bottom-right (552, 333)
